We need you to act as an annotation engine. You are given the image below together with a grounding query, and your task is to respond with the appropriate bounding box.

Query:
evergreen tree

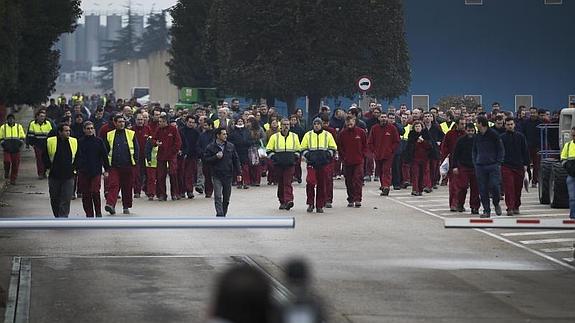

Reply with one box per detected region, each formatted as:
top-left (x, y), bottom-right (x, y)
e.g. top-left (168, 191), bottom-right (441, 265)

top-left (139, 10), bottom-right (169, 58)
top-left (167, 0), bottom-right (214, 88)
top-left (0, 0), bottom-right (81, 108)
top-left (169, 0), bottom-right (410, 117)
top-left (98, 10), bottom-right (141, 90)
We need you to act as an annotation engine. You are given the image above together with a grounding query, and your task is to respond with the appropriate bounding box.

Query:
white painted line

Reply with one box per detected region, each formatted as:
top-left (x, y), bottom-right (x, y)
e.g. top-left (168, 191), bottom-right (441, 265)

top-left (477, 229), bottom-right (575, 271)
top-left (501, 230), bottom-right (575, 237)
top-left (519, 238), bottom-right (575, 245)
top-left (386, 195), bottom-right (575, 271)
top-left (540, 247), bottom-right (575, 253)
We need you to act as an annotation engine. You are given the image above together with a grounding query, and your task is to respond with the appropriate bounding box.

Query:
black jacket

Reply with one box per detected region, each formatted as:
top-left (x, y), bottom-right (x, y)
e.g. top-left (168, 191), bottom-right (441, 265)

top-left (76, 135), bottom-right (110, 177)
top-left (521, 118), bottom-right (541, 148)
top-left (180, 126), bottom-right (201, 159)
top-left (228, 127), bottom-right (251, 164)
top-left (472, 128), bottom-right (504, 166)
top-left (453, 135), bottom-right (475, 169)
top-left (203, 141), bottom-right (241, 179)
top-left (500, 130), bottom-right (530, 169)
top-left (198, 129), bottom-right (214, 161)
top-left (402, 130), bottom-right (439, 163)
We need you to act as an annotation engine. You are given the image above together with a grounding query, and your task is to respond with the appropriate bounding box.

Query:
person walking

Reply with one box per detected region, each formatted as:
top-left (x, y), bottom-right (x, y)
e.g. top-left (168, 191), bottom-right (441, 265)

top-left (203, 128), bottom-right (242, 217)
top-left (44, 124), bottom-right (77, 217)
top-left (301, 117), bottom-right (337, 213)
top-left (473, 116), bottom-right (505, 218)
top-left (27, 109), bottom-right (53, 179)
top-left (153, 115), bottom-right (182, 201)
top-left (266, 118), bottom-right (301, 210)
top-left (76, 121), bottom-right (110, 217)
top-left (132, 111), bottom-right (151, 198)
top-left (198, 119), bottom-right (215, 197)
top-left (561, 126), bottom-right (575, 219)
top-left (403, 121), bottom-right (438, 196)
top-left (500, 117), bottom-right (530, 216)
top-left (452, 123), bottom-right (481, 215)
top-left (338, 116), bottom-right (368, 207)
top-left (104, 115), bottom-right (139, 215)
top-left (440, 118), bottom-right (466, 211)
top-left (0, 114), bottom-right (26, 185)
top-left (368, 113), bottom-right (400, 196)
top-left (179, 115), bottom-right (201, 198)
top-left (228, 117), bottom-right (251, 189)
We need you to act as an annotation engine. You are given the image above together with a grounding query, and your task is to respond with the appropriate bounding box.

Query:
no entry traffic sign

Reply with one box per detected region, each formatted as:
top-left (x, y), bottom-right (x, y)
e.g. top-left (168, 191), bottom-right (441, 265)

top-left (357, 76), bottom-right (372, 92)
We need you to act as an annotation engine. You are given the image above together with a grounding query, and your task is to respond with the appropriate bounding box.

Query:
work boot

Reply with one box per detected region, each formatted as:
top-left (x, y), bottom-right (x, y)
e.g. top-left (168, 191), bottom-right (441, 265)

top-left (123, 208), bottom-right (130, 215)
top-left (187, 191), bottom-right (195, 199)
top-left (285, 201), bottom-right (294, 210)
top-left (316, 207), bottom-right (324, 213)
top-left (494, 204), bottom-right (502, 216)
top-left (450, 207), bottom-right (457, 212)
top-left (380, 187), bottom-right (390, 196)
top-left (423, 187), bottom-right (432, 193)
top-left (457, 205), bottom-right (465, 212)
top-left (393, 186), bottom-right (401, 190)
top-left (347, 202), bottom-right (354, 207)
top-left (105, 205), bottom-right (116, 215)
top-left (480, 212), bottom-right (490, 218)
top-left (506, 209), bottom-right (514, 216)
top-left (354, 202), bottom-right (362, 208)
top-left (471, 209), bottom-right (479, 215)
top-left (325, 202), bottom-right (332, 208)
top-left (195, 186), bottom-right (204, 194)
top-left (134, 193), bottom-right (140, 198)
top-left (279, 204), bottom-right (286, 210)
top-left (306, 205), bottom-right (314, 213)
top-left (513, 209), bottom-right (520, 215)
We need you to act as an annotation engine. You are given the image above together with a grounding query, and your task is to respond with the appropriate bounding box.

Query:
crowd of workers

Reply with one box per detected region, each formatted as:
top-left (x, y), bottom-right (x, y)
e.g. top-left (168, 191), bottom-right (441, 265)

top-left (1, 94), bottom-right (574, 219)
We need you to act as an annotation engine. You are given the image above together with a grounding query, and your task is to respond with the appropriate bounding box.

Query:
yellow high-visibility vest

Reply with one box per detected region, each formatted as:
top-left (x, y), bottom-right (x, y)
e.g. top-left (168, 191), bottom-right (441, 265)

top-left (46, 136), bottom-right (77, 163)
top-left (266, 132), bottom-right (301, 152)
top-left (28, 121), bottom-right (53, 141)
top-left (300, 130), bottom-right (337, 151)
top-left (402, 124), bottom-right (411, 140)
top-left (561, 140), bottom-right (575, 161)
top-left (145, 146), bottom-right (158, 168)
top-left (440, 121), bottom-right (454, 134)
top-left (106, 129), bottom-right (136, 165)
top-left (0, 123), bottom-right (26, 141)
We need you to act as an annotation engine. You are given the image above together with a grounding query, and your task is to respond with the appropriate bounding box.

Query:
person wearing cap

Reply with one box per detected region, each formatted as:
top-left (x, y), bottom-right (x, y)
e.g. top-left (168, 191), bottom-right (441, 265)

top-left (266, 118), bottom-right (301, 210)
top-left (300, 117), bottom-right (337, 213)
top-left (153, 114), bottom-right (182, 201)
top-left (0, 114), bottom-right (26, 185)
top-left (104, 115), bottom-right (139, 215)
top-left (338, 116), bottom-right (368, 207)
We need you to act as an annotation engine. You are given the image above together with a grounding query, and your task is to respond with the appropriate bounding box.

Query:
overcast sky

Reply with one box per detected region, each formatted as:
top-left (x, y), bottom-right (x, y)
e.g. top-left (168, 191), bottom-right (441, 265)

top-left (82, 0), bottom-right (178, 15)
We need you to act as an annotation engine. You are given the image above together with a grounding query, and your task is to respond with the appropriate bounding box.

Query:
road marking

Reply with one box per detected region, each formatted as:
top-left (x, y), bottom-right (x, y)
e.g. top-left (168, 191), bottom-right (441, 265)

top-left (540, 247), bottom-right (575, 253)
top-left (501, 230), bottom-right (575, 237)
top-left (562, 258), bottom-right (574, 262)
top-left (519, 238), bottom-right (575, 245)
top-left (385, 195), bottom-right (575, 271)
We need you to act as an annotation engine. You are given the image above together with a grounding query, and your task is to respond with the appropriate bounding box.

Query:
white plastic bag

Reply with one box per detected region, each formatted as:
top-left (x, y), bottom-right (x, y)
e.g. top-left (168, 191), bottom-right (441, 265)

top-left (523, 169), bottom-right (530, 192)
top-left (439, 157), bottom-right (449, 178)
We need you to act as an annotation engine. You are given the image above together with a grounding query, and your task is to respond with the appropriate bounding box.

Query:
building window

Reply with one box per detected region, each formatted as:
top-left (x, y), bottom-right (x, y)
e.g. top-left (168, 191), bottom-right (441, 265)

top-left (544, 0), bottom-right (562, 5)
top-left (412, 95), bottom-right (430, 111)
top-left (465, 0), bottom-right (483, 5)
top-left (464, 95), bottom-right (483, 105)
top-left (515, 95), bottom-right (533, 112)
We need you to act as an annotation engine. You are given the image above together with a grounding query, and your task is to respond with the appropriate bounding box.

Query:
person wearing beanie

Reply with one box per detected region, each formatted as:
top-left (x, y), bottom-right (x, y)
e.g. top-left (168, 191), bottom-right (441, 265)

top-left (300, 117), bottom-right (337, 213)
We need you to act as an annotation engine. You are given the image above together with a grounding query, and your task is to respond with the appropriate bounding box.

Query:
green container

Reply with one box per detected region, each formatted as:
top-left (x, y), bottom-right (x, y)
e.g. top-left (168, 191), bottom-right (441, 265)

top-left (179, 87), bottom-right (218, 104)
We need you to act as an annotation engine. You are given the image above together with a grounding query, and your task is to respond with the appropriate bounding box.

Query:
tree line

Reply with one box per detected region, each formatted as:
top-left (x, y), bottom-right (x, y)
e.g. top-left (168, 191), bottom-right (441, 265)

top-left (167, 0), bottom-right (411, 116)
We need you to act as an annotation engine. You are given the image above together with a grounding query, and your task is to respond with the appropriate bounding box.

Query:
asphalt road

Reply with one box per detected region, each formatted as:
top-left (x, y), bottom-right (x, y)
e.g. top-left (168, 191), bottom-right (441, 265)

top-left (0, 140), bottom-right (574, 322)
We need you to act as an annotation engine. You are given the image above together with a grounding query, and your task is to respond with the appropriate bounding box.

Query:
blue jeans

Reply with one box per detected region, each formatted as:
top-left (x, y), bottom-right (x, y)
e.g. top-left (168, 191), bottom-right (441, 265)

top-left (566, 175), bottom-right (575, 218)
top-left (475, 164), bottom-right (501, 213)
